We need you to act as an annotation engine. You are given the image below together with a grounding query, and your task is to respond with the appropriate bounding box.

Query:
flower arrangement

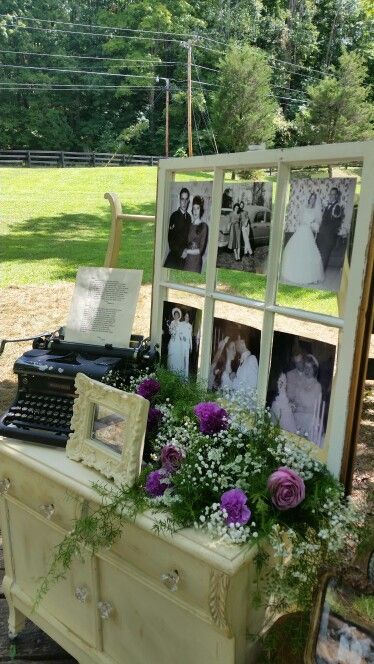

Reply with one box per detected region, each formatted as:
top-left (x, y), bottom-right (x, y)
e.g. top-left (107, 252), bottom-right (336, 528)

top-left (36, 367), bottom-right (362, 627)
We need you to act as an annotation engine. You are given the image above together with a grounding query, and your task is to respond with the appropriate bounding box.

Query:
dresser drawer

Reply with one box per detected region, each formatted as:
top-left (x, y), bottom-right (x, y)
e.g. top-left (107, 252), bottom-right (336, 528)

top-left (0, 456), bottom-right (80, 530)
top-left (97, 558), bottom-right (235, 664)
top-left (109, 522), bottom-right (229, 625)
top-left (5, 500), bottom-right (97, 646)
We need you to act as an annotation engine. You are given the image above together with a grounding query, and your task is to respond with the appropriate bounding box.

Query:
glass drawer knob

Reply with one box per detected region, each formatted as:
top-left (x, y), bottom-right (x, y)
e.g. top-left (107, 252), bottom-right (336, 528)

top-left (97, 601), bottom-right (114, 620)
top-left (161, 570), bottom-right (180, 592)
top-left (39, 503), bottom-right (55, 519)
top-left (75, 584), bottom-right (89, 604)
top-left (0, 478), bottom-right (11, 494)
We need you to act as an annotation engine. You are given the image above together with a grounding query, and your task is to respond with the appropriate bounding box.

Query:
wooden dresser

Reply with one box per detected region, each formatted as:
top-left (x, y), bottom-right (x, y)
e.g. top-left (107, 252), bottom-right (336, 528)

top-left (0, 437), bottom-right (265, 664)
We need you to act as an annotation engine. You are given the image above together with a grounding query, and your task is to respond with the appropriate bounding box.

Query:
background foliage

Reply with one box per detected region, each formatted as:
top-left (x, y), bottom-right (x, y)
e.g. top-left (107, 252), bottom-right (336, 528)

top-left (0, 0), bottom-right (372, 154)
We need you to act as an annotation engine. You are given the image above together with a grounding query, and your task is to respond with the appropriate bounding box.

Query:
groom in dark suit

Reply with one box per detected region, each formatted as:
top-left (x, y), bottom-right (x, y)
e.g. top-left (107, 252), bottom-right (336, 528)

top-left (164, 187), bottom-right (191, 269)
top-left (316, 187), bottom-right (344, 270)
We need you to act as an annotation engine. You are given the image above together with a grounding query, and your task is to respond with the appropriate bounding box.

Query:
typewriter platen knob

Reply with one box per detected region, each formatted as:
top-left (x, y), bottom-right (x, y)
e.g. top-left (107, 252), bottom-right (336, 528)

top-left (39, 503), bottom-right (55, 520)
top-left (0, 478), bottom-right (11, 495)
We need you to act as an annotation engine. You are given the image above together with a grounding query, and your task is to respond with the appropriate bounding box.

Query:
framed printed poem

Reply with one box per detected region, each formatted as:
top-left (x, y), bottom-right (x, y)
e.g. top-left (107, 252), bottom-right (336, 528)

top-left (150, 141), bottom-right (374, 478)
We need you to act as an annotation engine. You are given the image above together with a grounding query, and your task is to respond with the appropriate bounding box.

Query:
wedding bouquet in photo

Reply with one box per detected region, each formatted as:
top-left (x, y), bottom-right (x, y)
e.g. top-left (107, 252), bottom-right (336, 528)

top-left (37, 368), bottom-right (362, 622)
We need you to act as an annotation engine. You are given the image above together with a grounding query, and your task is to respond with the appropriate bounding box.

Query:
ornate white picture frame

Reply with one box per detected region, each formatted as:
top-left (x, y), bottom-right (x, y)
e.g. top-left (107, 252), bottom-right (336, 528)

top-left (66, 373), bottom-right (149, 486)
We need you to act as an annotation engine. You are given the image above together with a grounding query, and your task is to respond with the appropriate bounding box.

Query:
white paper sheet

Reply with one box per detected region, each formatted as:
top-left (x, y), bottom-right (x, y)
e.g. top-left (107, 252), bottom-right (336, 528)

top-left (64, 267), bottom-right (143, 348)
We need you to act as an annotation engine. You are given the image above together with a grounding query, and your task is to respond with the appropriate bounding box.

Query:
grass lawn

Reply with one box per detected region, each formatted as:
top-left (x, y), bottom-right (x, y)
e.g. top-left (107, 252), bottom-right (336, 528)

top-left (1, 165), bottom-right (359, 316)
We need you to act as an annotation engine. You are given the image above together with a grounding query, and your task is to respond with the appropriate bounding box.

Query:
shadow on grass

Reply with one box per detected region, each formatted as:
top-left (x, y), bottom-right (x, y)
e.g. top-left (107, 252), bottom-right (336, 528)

top-left (116, 200), bottom-right (156, 217)
top-left (2, 207), bottom-right (155, 283)
top-left (2, 202), bottom-right (339, 316)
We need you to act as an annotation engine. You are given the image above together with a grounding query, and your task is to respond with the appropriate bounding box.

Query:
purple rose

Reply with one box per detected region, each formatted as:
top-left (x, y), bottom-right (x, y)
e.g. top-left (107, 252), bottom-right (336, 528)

top-left (160, 444), bottom-right (184, 473)
top-left (136, 378), bottom-right (160, 401)
top-left (267, 466), bottom-right (305, 511)
top-left (194, 402), bottom-right (229, 435)
top-left (145, 469), bottom-right (171, 497)
top-left (220, 488), bottom-right (251, 526)
top-left (147, 407), bottom-right (162, 432)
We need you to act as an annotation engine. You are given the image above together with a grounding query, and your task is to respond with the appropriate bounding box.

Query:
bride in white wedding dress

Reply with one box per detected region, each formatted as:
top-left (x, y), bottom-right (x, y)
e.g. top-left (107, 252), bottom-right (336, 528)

top-left (281, 192), bottom-right (324, 285)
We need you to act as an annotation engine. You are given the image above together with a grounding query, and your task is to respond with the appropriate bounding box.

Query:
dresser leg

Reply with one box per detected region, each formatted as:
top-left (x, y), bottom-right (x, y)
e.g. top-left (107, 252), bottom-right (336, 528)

top-left (8, 606), bottom-right (26, 640)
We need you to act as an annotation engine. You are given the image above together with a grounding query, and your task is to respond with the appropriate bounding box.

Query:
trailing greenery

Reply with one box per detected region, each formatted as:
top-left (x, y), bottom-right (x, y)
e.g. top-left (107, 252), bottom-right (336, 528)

top-left (35, 368), bottom-right (363, 639)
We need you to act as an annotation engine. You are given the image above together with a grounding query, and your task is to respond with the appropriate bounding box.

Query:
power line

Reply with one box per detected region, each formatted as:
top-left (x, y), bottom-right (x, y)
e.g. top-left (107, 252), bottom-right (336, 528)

top-left (0, 64), bottom-right (216, 89)
top-left (0, 13), bottom-right (226, 46)
top-left (194, 42), bottom-right (224, 55)
top-left (270, 57), bottom-right (326, 77)
top-left (0, 82), bottom-right (161, 89)
top-left (273, 84), bottom-right (309, 98)
top-left (191, 103), bottom-right (203, 155)
top-left (0, 48), bottom-right (182, 66)
top-left (3, 22), bottom-right (182, 43)
top-left (3, 21), bottom-right (229, 55)
top-left (192, 62), bottom-right (219, 73)
top-left (0, 87), bottom-right (158, 92)
top-left (191, 51), bottom-right (218, 154)
top-left (0, 48), bottom-right (219, 72)
top-left (0, 62), bottom-right (164, 79)
top-left (1, 18), bottom-right (327, 81)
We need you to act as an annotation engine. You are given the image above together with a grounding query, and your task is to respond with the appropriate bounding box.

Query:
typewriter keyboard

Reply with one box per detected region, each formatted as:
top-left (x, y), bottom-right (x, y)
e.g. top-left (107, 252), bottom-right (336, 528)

top-left (3, 393), bottom-right (74, 435)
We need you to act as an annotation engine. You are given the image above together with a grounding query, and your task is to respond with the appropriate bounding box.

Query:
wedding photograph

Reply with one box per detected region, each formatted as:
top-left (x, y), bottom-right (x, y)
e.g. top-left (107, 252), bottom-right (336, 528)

top-left (163, 181), bottom-right (213, 274)
top-left (161, 301), bottom-right (202, 378)
top-left (217, 182), bottom-right (273, 274)
top-left (315, 579), bottom-right (374, 664)
top-left (280, 177), bottom-right (356, 292)
top-left (209, 317), bottom-right (261, 405)
top-left (91, 404), bottom-right (126, 455)
top-left (266, 332), bottom-right (336, 447)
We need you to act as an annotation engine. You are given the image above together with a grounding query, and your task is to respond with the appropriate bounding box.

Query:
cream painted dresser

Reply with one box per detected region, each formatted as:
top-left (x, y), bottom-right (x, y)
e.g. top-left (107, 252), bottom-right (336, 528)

top-left (0, 437), bottom-right (265, 664)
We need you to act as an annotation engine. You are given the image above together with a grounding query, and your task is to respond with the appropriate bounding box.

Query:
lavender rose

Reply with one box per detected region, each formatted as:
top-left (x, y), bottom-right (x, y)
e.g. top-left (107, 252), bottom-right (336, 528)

top-left (220, 488), bottom-right (251, 526)
top-left (267, 466), bottom-right (305, 511)
top-left (147, 407), bottom-right (163, 432)
top-left (160, 444), bottom-right (184, 473)
top-left (194, 402), bottom-right (229, 435)
top-left (136, 378), bottom-right (161, 401)
top-left (145, 469), bottom-right (170, 497)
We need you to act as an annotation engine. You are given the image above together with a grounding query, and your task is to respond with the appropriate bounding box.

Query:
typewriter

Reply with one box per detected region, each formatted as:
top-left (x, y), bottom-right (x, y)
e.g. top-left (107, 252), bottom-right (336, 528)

top-left (0, 330), bottom-right (158, 447)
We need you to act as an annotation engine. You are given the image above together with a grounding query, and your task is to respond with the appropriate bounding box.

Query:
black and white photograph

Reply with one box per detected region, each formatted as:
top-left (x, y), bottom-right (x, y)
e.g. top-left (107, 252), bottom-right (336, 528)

top-left (209, 317), bottom-right (261, 405)
top-left (266, 332), bottom-right (336, 447)
top-left (163, 181), bottom-right (213, 274)
top-left (161, 301), bottom-right (202, 379)
top-left (91, 404), bottom-right (126, 455)
top-left (280, 178), bottom-right (356, 292)
top-left (315, 578), bottom-right (374, 664)
top-left (216, 182), bottom-right (273, 274)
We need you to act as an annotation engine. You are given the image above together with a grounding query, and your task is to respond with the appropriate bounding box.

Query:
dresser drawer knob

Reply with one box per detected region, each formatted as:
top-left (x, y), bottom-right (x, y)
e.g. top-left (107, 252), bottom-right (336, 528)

top-left (75, 584), bottom-right (90, 604)
top-left (161, 570), bottom-right (180, 592)
top-left (97, 601), bottom-right (114, 620)
top-left (39, 503), bottom-right (55, 520)
top-left (0, 478), bottom-right (11, 495)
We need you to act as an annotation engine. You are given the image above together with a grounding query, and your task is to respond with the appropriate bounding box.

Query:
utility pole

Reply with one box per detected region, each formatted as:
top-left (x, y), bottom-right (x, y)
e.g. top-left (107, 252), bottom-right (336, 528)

top-left (156, 76), bottom-right (170, 158)
top-left (181, 40), bottom-right (193, 157)
top-left (187, 42), bottom-right (193, 157)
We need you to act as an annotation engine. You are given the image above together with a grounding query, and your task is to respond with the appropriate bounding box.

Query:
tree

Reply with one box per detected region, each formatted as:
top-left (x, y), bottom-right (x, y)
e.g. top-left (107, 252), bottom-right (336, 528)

top-left (294, 50), bottom-right (374, 145)
top-left (212, 43), bottom-right (280, 152)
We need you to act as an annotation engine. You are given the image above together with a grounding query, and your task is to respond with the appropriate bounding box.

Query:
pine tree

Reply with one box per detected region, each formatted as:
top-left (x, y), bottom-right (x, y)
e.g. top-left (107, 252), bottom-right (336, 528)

top-left (294, 50), bottom-right (374, 145)
top-left (212, 43), bottom-right (280, 152)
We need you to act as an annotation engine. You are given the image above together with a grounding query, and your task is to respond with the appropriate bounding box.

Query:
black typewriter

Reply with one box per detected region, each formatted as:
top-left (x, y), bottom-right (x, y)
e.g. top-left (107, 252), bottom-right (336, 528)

top-left (0, 330), bottom-right (159, 447)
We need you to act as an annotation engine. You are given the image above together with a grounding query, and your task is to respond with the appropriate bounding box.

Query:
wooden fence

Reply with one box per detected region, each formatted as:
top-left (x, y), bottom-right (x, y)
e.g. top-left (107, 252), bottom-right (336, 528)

top-left (0, 150), bottom-right (161, 168)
